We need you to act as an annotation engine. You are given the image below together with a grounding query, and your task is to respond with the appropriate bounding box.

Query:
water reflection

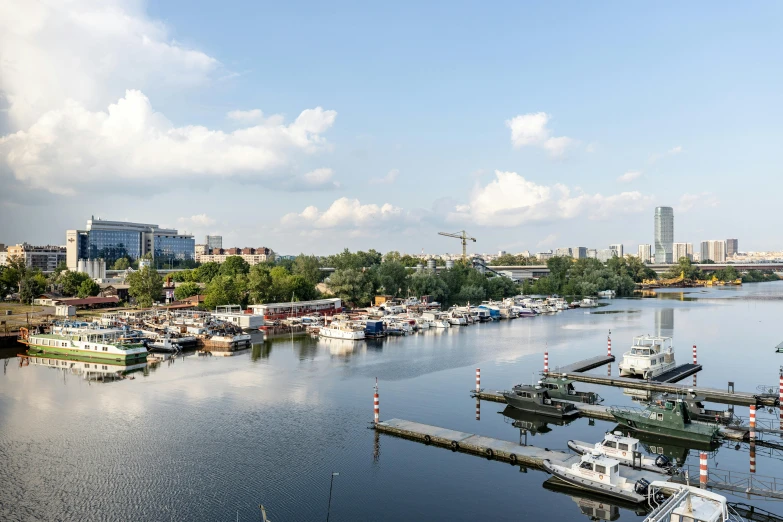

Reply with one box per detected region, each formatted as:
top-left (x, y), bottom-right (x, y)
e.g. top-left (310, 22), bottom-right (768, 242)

top-left (501, 405), bottom-right (577, 436)
top-left (654, 307), bottom-right (674, 337)
top-left (542, 479), bottom-right (648, 520)
top-left (251, 343), bottom-right (272, 361)
top-left (21, 351), bottom-right (146, 383)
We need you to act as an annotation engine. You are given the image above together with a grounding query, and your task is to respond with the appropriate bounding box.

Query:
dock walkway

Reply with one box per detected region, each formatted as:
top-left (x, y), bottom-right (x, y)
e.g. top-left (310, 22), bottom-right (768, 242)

top-left (374, 418), bottom-right (579, 469)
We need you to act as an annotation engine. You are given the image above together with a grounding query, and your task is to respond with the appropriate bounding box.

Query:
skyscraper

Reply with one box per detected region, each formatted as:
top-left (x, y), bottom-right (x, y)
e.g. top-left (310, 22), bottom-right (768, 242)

top-left (610, 244), bottom-right (624, 258)
top-left (654, 207), bottom-right (674, 263)
top-left (725, 239), bottom-right (738, 257)
top-left (700, 240), bottom-right (726, 263)
top-left (637, 244), bottom-right (652, 263)
top-left (673, 243), bottom-right (693, 262)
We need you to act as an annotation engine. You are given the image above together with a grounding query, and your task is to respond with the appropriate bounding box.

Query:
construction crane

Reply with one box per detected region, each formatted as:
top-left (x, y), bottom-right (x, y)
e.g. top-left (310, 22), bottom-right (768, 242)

top-left (438, 230), bottom-right (476, 261)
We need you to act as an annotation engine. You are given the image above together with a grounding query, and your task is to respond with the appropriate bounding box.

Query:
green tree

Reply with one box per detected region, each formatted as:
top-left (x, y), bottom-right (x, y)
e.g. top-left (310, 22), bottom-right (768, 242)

top-left (455, 284), bottom-right (486, 304)
top-left (112, 257), bottom-right (130, 270)
top-left (491, 254), bottom-right (535, 266)
top-left (292, 255), bottom-right (322, 286)
top-left (487, 276), bottom-right (519, 300)
top-left (663, 257), bottom-right (703, 281)
top-left (713, 265), bottom-right (739, 282)
top-left (327, 268), bottom-right (378, 306)
top-left (127, 266), bottom-right (163, 308)
top-left (378, 260), bottom-right (409, 296)
top-left (546, 256), bottom-right (572, 292)
top-left (203, 275), bottom-right (243, 309)
top-left (219, 256), bottom-right (250, 277)
top-left (1, 255), bottom-right (28, 295)
top-left (408, 272), bottom-right (449, 303)
top-left (195, 262), bottom-right (220, 283)
top-left (247, 264), bottom-right (272, 303)
top-left (19, 274), bottom-right (46, 304)
top-left (61, 271), bottom-right (91, 296)
top-left (77, 278), bottom-right (101, 298)
top-left (174, 281), bottom-right (201, 300)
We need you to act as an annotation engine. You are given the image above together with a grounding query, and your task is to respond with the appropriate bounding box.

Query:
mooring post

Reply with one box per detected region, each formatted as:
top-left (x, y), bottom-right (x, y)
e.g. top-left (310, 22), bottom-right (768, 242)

top-left (475, 368), bottom-right (481, 392)
top-left (374, 378), bottom-right (380, 424)
top-left (607, 331), bottom-right (612, 357)
top-left (779, 366), bottom-right (783, 434)
top-left (692, 344), bottom-right (697, 364)
top-left (544, 351), bottom-right (549, 374)
top-left (749, 403), bottom-right (756, 474)
top-left (699, 452), bottom-right (708, 488)
top-left (475, 397), bottom-right (480, 421)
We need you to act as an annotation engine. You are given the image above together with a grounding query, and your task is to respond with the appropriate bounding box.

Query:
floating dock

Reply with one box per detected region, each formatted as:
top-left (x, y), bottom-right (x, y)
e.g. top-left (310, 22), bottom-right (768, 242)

top-left (557, 355), bottom-right (615, 373)
top-left (374, 418), bottom-right (580, 469)
top-left (470, 390), bottom-right (747, 440)
top-left (559, 372), bottom-right (777, 407)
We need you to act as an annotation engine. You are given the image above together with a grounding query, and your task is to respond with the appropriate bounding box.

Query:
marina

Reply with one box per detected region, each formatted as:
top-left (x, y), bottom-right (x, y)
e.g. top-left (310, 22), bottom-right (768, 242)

top-left (2, 284), bottom-right (783, 521)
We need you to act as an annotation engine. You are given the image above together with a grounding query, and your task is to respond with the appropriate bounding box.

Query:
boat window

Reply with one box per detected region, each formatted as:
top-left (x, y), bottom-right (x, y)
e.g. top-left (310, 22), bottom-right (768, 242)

top-left (603, 441), bottom-right (617, 449)
top-left (595, 465), bottom-right (606, 474)
top-left (651, 359), bottom-right (657, 365)
top-left (649, 412), bottom-right (657, 419)
top-left (579, 462), bottom-right (593, 471)
top-left (657, 413), bottom-right (664, 421)
top-left (614, 465), bottom-right (619, 473)
top-left (618, 443), bottom-right (629, 451)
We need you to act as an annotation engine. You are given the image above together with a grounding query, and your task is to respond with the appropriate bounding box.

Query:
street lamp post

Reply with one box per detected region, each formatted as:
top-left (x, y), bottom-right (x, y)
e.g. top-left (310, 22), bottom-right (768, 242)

top-left (326, 472), bottom-right (339, 521)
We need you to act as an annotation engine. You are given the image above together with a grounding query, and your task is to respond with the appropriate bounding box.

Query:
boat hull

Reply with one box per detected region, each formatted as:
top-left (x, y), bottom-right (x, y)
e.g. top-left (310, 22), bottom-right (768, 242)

top-left (319, 329), bottom-right (365, 340)
top-left (25, 343), bottom-right (147, 362)
top-left (503, 393), bottom-right (578, 418)
top-left (611, 413), bottom-right (719, 444)
top-left (567, 440), bottom-right (670, 474)
top-left (543, 460), bottom-right (646, 504)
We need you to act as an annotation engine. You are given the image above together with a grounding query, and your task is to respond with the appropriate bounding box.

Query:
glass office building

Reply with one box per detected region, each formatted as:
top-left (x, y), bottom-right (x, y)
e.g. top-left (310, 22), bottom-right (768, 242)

top-left (67, 217), bottom-right (194, 270)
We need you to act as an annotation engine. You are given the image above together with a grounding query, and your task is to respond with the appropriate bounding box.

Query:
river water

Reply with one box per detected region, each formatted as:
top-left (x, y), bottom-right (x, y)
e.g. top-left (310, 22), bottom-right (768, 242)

top-left (2, 283), bottom-right (783, 521)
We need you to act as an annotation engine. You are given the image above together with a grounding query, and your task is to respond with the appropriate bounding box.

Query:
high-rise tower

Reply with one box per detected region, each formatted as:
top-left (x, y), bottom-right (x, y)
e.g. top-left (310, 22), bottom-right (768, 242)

top-left (654, 207), bottom-right (674, 263)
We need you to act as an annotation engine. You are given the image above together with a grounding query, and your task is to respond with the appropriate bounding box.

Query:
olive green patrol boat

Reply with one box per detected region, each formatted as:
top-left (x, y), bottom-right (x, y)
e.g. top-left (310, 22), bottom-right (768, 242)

top-left (609, 398), bottom-right (721, 444)
top-left (503, 383), bottom-right (579, 418)
top-left (537, 376), bottom-right (603, 405)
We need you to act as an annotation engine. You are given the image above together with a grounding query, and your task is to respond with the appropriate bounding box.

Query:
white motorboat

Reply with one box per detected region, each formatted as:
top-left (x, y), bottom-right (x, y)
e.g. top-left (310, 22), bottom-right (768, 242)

top-left (568, 432), bottom-right (674, 474)
top-left (643, 481), bottom-right (742, 521)
top-left (598, 290), bottom-right (616, 298)
top-left (580, 298), bottom-right (598, 308)
top-left (319, 319), bottom-right (365, 340)
top-left (618, 335), bottom-right (677, 379)
top-left (543, 451), bottom-right (668, 504)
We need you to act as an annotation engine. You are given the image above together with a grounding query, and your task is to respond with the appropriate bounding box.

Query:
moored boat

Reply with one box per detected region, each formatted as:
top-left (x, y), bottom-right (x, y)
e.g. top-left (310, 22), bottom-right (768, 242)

top-left (319, 320), bottom-right (366, 340)
top-left (20, 325), bottom-right (147, 363)
top-left (618, 335), bottom-right (677, 380)
top-left (543, 451), bottom-right (668, 504)
top-left (609, 398), bottom-right (721, 444)
top-left (538, 375), bottom-right (603, 405)
top-left (503, 383), bottom-right (579, 418)
top-left (567, 432), bottom-right (674, 474)
top-left (643, 481), bottom-right (741, 521)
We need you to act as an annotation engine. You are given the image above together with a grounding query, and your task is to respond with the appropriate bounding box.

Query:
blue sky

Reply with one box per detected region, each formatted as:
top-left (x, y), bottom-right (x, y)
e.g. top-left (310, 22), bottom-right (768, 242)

top-left (0, 1), bottom-right (780, 255)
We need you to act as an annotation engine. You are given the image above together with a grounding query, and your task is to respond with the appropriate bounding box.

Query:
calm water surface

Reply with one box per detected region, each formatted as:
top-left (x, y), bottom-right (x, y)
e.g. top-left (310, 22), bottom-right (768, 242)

top-left (2, 283), bottom-right (783, 521)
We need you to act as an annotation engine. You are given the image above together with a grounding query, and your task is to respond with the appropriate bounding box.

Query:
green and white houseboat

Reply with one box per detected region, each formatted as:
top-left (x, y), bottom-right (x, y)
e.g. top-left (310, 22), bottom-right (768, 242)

top-left (20, 325), bottom-right (148, 363)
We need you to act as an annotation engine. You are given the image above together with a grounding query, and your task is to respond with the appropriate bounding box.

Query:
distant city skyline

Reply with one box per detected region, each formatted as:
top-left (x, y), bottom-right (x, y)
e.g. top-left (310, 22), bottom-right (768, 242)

top-left (1, 3), bottom-right (780, 254)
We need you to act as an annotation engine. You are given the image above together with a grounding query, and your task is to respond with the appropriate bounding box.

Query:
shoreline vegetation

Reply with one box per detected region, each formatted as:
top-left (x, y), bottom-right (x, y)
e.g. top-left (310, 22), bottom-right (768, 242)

top-left (1, 250), bottom-right (779, 308)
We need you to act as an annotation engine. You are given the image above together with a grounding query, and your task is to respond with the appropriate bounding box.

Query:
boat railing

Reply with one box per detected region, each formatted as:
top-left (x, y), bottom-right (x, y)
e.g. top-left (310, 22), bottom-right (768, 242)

top-left (673, 464), bottom-right (783, 499)
top-left (608, 405), bottom-right (651, 416)
top-left (643, 485), bottom-right (689, 522)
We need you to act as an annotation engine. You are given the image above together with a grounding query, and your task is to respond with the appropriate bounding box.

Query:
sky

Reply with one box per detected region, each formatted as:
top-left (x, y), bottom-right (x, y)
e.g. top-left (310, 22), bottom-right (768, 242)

top-left (0, 1), bottom-right (780, 256)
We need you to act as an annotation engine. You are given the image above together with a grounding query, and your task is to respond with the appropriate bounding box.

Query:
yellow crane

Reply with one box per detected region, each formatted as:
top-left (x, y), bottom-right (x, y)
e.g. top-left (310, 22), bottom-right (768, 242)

top-left (438, 230), bottom-right (476, 261)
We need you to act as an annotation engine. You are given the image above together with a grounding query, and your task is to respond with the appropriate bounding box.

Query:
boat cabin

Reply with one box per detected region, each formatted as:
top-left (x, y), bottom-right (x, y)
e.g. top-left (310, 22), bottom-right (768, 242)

top-left (629, 335), bottom-right (673, 356)
top-left (571, 453), bottom-right (622, 486)
top-left (512, 385), bottom-right (556, 405)
top-left (596, 432), bottom-right (640, 459)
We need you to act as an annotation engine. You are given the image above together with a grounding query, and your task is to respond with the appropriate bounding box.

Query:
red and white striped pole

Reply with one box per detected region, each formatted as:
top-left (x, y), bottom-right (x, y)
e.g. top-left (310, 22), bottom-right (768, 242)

top-left (699, 452), bottom-right (708, 488)
top-left (475, 368), bottom-right (481, 392)
top-left (693, 345), bottom-right (697, 365)
top-left (607, 331), bottom-right (612, 357)
top-left (750, 437), bottom-right (757, 473)
top-left (544, 351), bottom-right (549, 373)
top-left (475, 397), bottom-right (480, 421)
top-left (750, 404), bottom-right (756, 430)
top-left (779, 367), bottom-right (783, 433)
top-left (374, 378), bottom-right (380, 424)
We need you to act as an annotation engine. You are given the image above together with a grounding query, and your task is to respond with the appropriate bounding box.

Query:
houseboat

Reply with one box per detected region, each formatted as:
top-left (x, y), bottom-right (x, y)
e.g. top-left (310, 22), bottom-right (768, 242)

top-left (319, 317), bottom-right (365, 340)
top-left (618, 335), bottom-right (677, 380)
top-left (20, 325), bottom-right (148, 363)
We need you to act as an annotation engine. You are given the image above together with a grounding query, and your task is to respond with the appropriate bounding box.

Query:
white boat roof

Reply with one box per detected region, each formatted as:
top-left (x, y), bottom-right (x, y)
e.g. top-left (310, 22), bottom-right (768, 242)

top-left (632, 334), bottom-right (672, 344)
top-left (583, 452), bottom-right (620, 467)
top-left (605, 431), bottom-right (639, 445)
top-left (648, 481), bottom-right (728, 505)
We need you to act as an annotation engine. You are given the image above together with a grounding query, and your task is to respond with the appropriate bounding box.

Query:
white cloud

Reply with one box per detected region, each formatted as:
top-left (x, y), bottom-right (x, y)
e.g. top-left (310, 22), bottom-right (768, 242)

top-left (0, 0), bottom-right (219, 129)
top-left (448, 170), bottom-right (654, 227)
top-left (0, 90), bottom-right (337, 194)
top-left (536, 234), bottom-right (558, 248)
top-left (505, 112), bottom-right (574, 157)
top-left (677, 192), bottom-right (719, 213)
top-left (369, 169), bottom-right (399, 185)
top-left (301, 168), bottom-right (340, 189)
top-left (178, 214), bottom-right (215, 227)
top-left (649, 145), bottom-right (683, 164)
top-left (0, 1), bottom-right (337, 194)
top-left (617, 170), bottom-right (642, 183)
top-left (281, 197), bottom-right (404, 229)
